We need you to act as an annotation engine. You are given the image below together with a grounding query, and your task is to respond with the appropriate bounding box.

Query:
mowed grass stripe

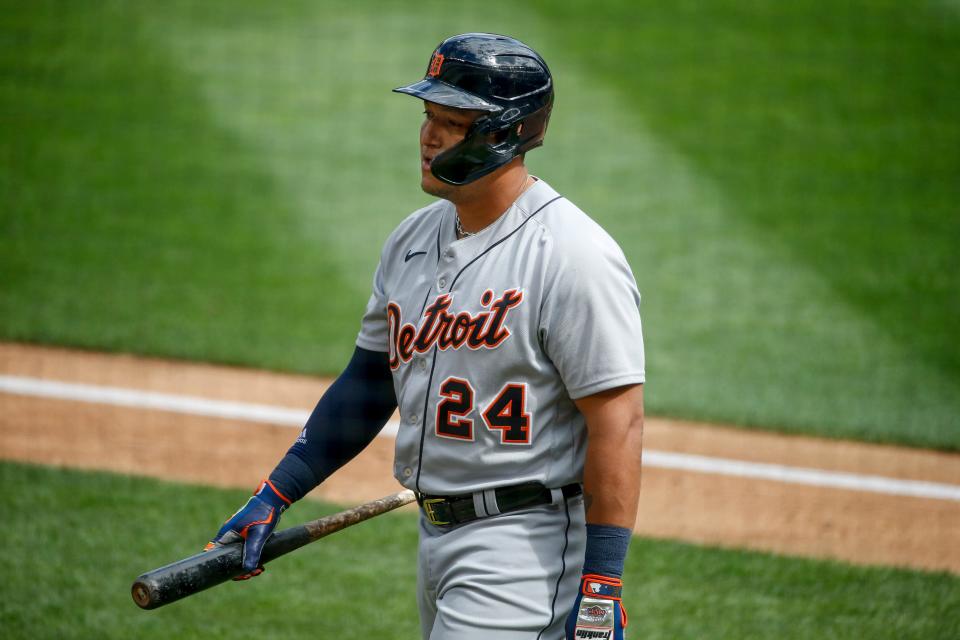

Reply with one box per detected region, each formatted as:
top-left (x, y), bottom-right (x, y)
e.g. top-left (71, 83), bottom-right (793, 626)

top-left (527, 0), bottom-right (960, 445)
top-left (2, 0), bottom-right (959, 449)
top-left (0, 1), bottom-right (362, 371)
top-left (1, 462), bottom-right (957, 639)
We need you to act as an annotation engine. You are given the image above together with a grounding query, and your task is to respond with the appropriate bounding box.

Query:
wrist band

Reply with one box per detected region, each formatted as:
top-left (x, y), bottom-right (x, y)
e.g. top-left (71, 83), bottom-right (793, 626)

top-left (582, 523), bottom-right (632, 578)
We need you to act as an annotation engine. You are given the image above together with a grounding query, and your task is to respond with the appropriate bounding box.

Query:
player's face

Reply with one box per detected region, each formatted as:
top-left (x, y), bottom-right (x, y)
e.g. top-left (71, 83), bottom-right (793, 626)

top-left (419, 102), bottom-right (483, 198)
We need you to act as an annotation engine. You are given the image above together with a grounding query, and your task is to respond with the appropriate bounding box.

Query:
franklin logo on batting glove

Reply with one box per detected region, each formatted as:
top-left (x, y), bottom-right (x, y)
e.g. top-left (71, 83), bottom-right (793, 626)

top-left (566, 574), bottom-right (628, 640)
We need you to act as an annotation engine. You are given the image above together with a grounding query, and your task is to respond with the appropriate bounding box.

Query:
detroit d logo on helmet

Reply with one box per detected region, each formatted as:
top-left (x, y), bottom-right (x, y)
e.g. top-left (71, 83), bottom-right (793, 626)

top-left (428, 51), bottom-right (444, 77)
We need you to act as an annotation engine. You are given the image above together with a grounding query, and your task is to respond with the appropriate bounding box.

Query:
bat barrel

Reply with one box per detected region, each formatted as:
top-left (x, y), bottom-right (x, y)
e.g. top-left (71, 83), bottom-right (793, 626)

top-left (132, 490), bottom-right (415, 610)
top-left (131, 543), bottom-right (241, 610)
top-left (131, 526), bottom-right (312, 609)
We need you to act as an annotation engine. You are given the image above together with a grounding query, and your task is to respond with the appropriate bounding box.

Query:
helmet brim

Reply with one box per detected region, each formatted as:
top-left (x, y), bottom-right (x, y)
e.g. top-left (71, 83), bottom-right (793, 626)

top-left (393, 78), bottom-right (502, 113)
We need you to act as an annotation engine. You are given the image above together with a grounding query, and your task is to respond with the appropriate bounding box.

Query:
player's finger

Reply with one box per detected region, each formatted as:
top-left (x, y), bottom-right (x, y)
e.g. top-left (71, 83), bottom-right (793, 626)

top-left (232, 566), bottom-right (265, 581)
top-left (241, 523), bottom-right (272, 573)
top-left (211, 529), bottom-right (243, 546)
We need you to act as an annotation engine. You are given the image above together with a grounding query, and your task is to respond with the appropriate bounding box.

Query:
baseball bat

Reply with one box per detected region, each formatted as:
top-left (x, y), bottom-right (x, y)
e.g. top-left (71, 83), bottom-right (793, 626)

top-left (131, 489), bottom-right (416, 610)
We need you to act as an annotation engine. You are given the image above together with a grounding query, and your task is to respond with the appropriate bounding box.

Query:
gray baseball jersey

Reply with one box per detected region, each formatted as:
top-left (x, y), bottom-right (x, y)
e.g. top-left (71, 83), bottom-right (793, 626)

top-left (356, 178), bottom-right (645, 496)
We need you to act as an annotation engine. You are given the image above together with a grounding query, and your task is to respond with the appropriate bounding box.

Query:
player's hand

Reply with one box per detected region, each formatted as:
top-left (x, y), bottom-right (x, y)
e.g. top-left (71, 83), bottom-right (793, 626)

top-left (204, 479), bottom-right (291, 580)
top-left (565, 573), bottom-right (628, 640)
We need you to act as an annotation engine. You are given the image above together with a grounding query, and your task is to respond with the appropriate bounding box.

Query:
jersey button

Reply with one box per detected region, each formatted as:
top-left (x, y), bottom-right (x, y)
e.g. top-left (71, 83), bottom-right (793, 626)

top-left (417, 358), bottom-right (427, 371)
top-left (402, 467), bottom-right (413, 478)
top-left (438, 277), bottom-right (447, 289)
top-left (409, 413), bottom-right (419, 424)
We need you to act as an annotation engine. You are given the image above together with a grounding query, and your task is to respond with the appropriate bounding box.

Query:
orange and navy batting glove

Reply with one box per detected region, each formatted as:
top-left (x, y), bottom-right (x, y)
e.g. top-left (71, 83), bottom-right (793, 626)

top-left (205, 479), bottom-right (291, 579)
top-left (565, 573), bottom-right (628, 640)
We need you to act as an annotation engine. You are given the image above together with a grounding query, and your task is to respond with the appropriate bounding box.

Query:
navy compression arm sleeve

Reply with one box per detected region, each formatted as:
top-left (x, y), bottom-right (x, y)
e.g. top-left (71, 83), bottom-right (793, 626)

top-left (582, 524), bottom-right (632, 578)
top-left (268, 346), bottom-right (396, 502)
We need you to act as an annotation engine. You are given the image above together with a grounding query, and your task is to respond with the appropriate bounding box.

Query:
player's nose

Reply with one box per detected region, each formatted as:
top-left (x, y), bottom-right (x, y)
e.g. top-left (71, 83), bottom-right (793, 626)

top-left (420, 119), bottom-right (441, 149)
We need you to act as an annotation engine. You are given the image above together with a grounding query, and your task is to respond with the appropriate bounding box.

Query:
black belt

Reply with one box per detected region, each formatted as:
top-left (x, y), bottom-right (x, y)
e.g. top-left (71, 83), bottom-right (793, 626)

top-left (416, 482), bottom-right (582, 527)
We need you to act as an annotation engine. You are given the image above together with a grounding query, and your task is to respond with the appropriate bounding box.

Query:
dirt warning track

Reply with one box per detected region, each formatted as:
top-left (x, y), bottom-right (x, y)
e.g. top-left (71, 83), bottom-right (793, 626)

top-left (1, 342), bottom-right (958, 573)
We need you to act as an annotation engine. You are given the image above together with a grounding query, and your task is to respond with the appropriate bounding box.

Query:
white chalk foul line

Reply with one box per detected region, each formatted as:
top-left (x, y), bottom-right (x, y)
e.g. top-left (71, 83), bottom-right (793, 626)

top-left (643, 451), bottom-right (960, 502)
top-left (2, 374), bottom-right (959, 502)
top-left (0, 374), bottom-right (311, 427)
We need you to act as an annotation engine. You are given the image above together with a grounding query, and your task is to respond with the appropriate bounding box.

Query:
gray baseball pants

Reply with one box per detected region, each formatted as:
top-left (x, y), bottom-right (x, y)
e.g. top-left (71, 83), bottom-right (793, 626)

top-left (417, 492), bottom-right (585, 639)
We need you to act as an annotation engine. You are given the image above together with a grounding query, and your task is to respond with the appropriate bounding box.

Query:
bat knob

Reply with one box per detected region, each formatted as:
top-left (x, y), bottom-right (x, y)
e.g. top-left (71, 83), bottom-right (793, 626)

top-left (131, 579), bottom-right (156, 609)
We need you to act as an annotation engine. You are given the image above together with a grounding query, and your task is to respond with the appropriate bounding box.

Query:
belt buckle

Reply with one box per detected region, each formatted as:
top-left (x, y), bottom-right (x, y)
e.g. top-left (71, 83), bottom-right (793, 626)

top-left (422, 498), bottom-right (452, 526)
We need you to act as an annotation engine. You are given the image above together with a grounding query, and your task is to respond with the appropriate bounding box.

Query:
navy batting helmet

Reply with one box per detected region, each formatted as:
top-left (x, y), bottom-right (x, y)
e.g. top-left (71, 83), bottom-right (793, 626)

top-left (394, 33), bottom-right (554, 185)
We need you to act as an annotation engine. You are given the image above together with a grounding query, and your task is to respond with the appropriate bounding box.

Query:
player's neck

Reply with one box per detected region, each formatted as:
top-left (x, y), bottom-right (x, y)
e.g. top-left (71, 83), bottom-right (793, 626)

top-left (452, 163), bottom-right (532, 236)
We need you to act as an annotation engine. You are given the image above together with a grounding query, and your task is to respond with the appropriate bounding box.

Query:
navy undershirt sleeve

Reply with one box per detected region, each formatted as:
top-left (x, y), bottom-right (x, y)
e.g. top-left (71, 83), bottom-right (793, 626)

top-left (268, 346), bottom-right (396, 502)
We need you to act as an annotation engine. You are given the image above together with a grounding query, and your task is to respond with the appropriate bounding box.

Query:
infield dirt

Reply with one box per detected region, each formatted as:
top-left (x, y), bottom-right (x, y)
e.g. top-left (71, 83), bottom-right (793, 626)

top-left (2, 342), bottom-right (958, 573)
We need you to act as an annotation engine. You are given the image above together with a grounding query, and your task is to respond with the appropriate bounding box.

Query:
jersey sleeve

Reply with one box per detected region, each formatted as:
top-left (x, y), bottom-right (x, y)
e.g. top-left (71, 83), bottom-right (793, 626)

top-left (539, 229), bottom-right (645, 400)
top-left (355, 260), bottom-right (390, 353)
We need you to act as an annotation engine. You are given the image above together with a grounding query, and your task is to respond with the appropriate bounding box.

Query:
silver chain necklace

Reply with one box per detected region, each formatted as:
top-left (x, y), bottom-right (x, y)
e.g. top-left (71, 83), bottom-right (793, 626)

top-left (455, 214), bottom-right (477, 239)
top-left (455, 176), bottom-right (534, 239)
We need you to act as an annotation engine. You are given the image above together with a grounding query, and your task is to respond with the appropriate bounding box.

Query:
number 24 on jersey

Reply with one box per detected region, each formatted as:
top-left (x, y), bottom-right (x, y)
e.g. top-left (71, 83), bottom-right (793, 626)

top-left (435, 378), bottom-right (531, 445)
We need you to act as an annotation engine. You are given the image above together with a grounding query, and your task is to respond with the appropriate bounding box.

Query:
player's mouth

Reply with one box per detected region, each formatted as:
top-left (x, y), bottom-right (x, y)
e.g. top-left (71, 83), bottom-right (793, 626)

top-left (421, 154), bottom-right (433, 172)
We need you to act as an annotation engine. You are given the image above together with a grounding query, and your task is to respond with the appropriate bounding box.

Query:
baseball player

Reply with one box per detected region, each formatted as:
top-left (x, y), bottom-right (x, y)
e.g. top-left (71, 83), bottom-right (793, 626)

top-left (208, 33), bottom-right (645, 640)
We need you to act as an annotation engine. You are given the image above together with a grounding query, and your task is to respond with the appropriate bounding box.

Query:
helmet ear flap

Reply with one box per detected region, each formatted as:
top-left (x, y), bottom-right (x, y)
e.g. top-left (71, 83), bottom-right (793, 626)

top-left (431, 107), bottom-right (550, 185)
top-left (515, 105), bottom-right (551, 154)
top-left (489, 122), bottom-right (520, 146)
top-left (431, 127), bottom-right (515, 185)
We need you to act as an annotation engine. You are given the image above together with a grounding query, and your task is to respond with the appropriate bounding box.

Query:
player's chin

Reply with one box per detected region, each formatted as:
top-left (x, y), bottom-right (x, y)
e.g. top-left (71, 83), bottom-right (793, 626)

top-left (421, 173), bottom-right (453, 199)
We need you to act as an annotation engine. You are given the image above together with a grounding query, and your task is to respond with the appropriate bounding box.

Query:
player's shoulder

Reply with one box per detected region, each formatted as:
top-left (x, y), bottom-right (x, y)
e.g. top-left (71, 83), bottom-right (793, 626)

top-left (378, 198), bottom-right (452, 261)
top-left (525, 179), bottom-right (628, 263)
top-left (526, 179), bottom-right (640, 303)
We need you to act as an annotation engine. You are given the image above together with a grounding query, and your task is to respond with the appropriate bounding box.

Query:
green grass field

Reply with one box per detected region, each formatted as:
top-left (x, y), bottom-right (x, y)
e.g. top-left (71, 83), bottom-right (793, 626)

top-left (2, 462), bottom-right (957, 639)
top-left (2, 2), bottom-right (959, 447)
top-left (3, 6), bottom-right (958, 636)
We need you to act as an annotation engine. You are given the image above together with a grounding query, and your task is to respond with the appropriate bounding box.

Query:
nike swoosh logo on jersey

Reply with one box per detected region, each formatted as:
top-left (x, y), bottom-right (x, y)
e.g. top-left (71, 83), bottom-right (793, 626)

top-left (404, 250), bottom-right (427, 262)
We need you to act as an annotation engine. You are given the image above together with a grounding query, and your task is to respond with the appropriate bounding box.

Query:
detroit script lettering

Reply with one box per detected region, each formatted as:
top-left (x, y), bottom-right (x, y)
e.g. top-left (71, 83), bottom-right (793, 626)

top-left (388, 289), bottom-right (524, 369)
